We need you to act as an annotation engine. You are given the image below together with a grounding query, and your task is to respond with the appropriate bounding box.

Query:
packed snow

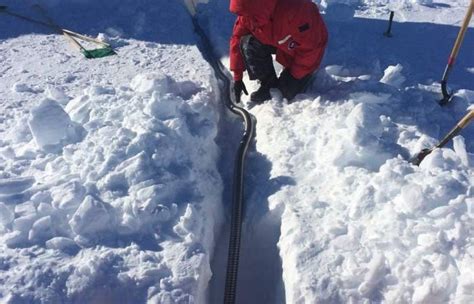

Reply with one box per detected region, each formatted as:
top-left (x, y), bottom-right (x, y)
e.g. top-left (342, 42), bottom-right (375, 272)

top-left (201, 0), bottom-right (473, 303)
top-left (1, 0), bottom-right (473, 303)
top-left (1, 0), bottom-right (224, 302)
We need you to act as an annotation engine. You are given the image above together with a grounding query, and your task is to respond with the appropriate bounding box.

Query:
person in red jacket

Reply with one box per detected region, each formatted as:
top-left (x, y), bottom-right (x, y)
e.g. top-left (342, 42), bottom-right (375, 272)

top-left (230, 0), bottom-right (328, 103)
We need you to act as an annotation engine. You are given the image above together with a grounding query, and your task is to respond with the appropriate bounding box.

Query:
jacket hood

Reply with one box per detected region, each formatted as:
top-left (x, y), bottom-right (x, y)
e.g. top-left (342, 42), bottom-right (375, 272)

top-left (230, 0), bottom-right (278, 21)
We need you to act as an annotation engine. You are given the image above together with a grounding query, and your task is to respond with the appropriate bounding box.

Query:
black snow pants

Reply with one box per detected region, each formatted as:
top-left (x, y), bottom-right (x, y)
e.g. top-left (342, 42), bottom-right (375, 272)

top-left (239, 35), bottom-right (277, 82)
top-left (240, 35), bottom-right (312, 100)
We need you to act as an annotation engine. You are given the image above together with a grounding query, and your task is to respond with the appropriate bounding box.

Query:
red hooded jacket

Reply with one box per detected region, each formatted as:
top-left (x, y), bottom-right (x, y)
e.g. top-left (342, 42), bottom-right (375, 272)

top-left (229, 0), bottom-right (328, 81)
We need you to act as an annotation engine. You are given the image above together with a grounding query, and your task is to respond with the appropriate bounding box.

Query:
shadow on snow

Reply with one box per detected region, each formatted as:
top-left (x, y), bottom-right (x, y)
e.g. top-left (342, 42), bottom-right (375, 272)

top-left (0, 0), bottom-right (197, 45)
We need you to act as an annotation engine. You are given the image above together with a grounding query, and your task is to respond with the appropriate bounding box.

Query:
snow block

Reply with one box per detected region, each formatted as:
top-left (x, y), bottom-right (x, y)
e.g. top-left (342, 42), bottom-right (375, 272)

top-left (380, 64), bottom-right (406, 89)
top-left (69, 195), bottom-right (115, 239)
top-left (51, 180), bottom-right (86, 211)
top-left (28, 99), bottom-right (85, 151)
top-left (46, 237), bottom-right (79, 254)
top-left (131, 73), bottom-right (171, 94)
top-left (28, 216), bottom-right (54, 243)
top-left (0, 202), bottom-right (14, 226)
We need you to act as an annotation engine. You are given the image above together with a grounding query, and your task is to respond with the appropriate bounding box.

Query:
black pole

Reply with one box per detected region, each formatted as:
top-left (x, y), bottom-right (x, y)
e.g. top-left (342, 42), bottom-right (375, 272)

top-left (384, 11), bottom-right (394, 37)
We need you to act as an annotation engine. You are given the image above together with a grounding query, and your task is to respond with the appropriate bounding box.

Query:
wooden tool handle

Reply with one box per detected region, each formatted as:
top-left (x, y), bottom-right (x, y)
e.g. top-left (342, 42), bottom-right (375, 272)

top-left (458, 109), bottom-right (474, 128)
top-left (449, 1), bottom-right (474, 63)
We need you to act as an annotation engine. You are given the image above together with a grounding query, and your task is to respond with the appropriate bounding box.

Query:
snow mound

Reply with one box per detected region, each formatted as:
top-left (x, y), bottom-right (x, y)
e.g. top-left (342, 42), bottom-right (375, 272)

top-left (0, 72), bottom-right (223, 302)
top-left (253, 83), bottom-right (473, 303)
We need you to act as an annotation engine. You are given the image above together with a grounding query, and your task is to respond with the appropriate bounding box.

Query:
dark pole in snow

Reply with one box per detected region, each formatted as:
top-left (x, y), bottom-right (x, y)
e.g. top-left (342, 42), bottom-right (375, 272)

top-left (384, 11), bottom-right (394, 37)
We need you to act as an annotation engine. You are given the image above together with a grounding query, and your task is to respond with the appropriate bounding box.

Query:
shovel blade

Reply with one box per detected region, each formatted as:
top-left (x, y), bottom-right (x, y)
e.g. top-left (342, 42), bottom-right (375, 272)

top-left (409, 148), bottom-right (433, 166)
top-left (81, 47), bottom-right (116, 59)
top-left (439, 94), bottom-right (453, 106)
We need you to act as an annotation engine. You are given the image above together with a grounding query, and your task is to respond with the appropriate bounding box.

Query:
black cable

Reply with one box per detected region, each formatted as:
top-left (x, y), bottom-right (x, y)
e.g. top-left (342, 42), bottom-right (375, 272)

top-left (190, 17), bottom-right (255, 304)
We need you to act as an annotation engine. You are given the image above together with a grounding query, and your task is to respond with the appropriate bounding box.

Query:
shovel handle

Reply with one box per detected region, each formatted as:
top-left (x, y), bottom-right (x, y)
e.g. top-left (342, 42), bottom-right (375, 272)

top-left (436, 109), bottom-right (474, 148)
top-left (458, 109), bottom-right (474, 128)
top-left (413, 109), bottom-right (474, 165)
top-left (63, 29), bottom-right (111, 47)
top-left (447, 1), bottom-right (473, 66)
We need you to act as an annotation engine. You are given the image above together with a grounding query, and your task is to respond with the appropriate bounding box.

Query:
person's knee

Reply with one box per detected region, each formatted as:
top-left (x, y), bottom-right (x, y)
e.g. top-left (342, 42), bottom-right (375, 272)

top-left (239, 35), bottom-right (253, 53)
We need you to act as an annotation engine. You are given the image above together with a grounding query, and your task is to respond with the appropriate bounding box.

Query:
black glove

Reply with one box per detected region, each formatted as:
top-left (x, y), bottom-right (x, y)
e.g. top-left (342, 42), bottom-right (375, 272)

top-left (233, 80), bottom-right (248, 103)
top-left (278, 69), bottom-right (311, 101)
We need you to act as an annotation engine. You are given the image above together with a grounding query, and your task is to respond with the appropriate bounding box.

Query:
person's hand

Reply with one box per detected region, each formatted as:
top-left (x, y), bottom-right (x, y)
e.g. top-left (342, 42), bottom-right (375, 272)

top-left (234, 80), bottom-right (248, 103)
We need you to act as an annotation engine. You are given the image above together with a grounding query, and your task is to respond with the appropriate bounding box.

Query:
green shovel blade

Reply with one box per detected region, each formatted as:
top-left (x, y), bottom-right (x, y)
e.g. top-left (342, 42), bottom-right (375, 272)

top-left (81, 46), bottom-right (116, 59)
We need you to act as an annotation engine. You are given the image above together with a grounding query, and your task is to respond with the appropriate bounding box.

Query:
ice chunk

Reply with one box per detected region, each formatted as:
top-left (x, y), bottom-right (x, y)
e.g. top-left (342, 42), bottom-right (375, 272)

top-left (380, 64), bottom-right (406, 89)
top-left (46, 237), bottom-right (79, 253)
top-left (69, 196), bottom-right (114, 238)
top-left (12, 82), bottom-right (35, 93)
top-left (174, 204), bottom-right (201, 242)
top-left (324, 219), bottom-right (347, 236)
top-left (453, 136), bottom-right (469, 166)
top-left (45, 86), bottom-right (70, 105)
top-left (51, 180), bottom-right (86, 211)
top-left (398, 184), bottom-right (425, 214)
top-left (131, 73), bottom-right (171, 94)
top-left (97, 33), bottom-right (111, 44)
top-left (14, 201), bottom-right (36, 217)
top-left (358, 254), bottom-right (388, 298)
top-left (417, 233), bottom-right (437, 250)
top-left (455, 266), bottom-right (474, 302)
top-left (28, 99), bottom-right (84, 151)
top-left (28, 216), bottom-right (53, 242)
top-left (13, 214), bottom-right (37, 233)
top-left (146, 92), bottom-right (180, 120)
top-left (345, 103), bottom-right (383, 143)
top-left (412, 278), bottom-right (440, 304)
top-left (31, 191), bottom-right (52, 205)
top-left (467, 197), bottom-right (474, 219)
top-left (0, 202), bottom-right (14, 226)
top-left (412, 0), bottom-right (433, 5)
top-left (37, 203), bottom-right (55, 216)
top-left (0, 176), bottom-right (34, 195)
top-left (65, 95), bottom-right (92, 124)
top-left (4, 231), bottom-right (26, 248)
top-left (350, 92), bottom-right (391, 105)
top-left (85, 85), bottom-right (115, 96)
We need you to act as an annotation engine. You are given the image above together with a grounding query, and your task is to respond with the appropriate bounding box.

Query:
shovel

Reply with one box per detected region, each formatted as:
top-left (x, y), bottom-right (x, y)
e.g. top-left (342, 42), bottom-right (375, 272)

top-left (410, 109), bottom-right (474, 166)
top-left (0, 5), bottom-right (115, 59)
top-left (439, 0), bottom-right (474, 106)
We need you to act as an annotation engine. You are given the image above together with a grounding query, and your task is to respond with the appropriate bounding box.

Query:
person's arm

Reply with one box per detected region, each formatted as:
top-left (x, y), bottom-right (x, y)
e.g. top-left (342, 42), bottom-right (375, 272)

top-left (230, 16), bottom-right (251, 80)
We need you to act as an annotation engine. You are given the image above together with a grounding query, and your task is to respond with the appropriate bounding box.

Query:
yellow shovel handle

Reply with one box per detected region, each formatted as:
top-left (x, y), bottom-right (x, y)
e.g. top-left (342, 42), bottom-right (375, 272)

top-left (448, 1), bottom-right (474, 63)
top-left (458, 109), bottom-right (474, 128)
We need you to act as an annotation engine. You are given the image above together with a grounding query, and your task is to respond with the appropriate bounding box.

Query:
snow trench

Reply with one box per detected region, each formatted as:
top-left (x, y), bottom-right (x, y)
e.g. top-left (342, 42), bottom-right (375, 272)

top-left (198, 0), bottom-right (474, 303)
top-left (1, 0), bottom-right (473, 303)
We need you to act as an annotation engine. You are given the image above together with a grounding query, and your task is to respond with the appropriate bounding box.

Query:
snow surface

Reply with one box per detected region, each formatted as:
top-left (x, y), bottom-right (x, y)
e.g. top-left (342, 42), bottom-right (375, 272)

top-left (1, 0), bottom-right (224, 303)
top-left (201, 0), bottom-right (473, 303)
top-left (1, 0), bottom-right (473, 303)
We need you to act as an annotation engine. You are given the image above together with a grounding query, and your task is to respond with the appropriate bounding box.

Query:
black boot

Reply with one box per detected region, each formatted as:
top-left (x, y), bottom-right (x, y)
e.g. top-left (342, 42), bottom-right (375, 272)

top-left (250, 75), bottom-right (278, 103)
